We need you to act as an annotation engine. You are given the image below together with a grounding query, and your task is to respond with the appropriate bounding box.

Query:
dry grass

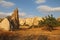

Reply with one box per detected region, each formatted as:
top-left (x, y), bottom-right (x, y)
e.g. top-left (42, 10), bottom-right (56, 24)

top-left (0, 26), bottom-right (60, 40)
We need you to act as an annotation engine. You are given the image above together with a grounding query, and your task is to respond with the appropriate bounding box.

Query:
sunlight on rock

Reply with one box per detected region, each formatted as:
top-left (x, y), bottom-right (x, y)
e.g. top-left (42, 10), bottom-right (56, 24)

top-left (0, 18), bottom-right (10, 31)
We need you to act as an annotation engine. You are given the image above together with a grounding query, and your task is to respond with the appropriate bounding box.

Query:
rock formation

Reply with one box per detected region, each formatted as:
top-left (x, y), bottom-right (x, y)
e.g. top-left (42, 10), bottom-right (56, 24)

top-left (7, 8), bottom-right (19, 31)
top-left (19, 18), bottom-right (25, 26)
top-left (25, 18), bottom-right (33, 26)
top-left (33, 17), bottom-right (43, 26)
top-left (0, 18), bottom-right (10, 31)
top-left (19, 17), bottom-right (43, 28)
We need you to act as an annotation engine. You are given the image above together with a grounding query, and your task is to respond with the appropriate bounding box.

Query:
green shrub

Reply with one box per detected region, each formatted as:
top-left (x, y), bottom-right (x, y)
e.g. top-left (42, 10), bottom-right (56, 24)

top-left (39, 14), bottom-right (59, 31)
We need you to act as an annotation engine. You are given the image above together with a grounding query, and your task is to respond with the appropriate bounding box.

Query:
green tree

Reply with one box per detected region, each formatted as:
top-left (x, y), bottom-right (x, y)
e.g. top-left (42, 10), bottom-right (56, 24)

top-left (39, 14), bottom-right (59, 31)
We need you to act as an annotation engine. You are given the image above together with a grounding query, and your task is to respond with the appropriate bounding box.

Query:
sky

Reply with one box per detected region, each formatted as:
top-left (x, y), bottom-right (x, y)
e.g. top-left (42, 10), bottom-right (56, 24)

top-left (0, 0), bottom-right (60, 18)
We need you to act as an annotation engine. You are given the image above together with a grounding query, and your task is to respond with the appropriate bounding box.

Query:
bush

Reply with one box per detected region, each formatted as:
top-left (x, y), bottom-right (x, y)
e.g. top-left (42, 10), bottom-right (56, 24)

top-left (39, 14), bottom-right (59, 31)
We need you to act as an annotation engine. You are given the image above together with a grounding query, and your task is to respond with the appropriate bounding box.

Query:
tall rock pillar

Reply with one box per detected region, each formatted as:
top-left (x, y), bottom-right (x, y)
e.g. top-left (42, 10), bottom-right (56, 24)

top-left (10, 8), bottom-right (19, 31)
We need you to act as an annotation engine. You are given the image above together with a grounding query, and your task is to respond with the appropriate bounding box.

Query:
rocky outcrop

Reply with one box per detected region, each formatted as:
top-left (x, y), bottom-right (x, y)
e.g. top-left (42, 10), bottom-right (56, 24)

top-left (33, 17), bottom-right (43, 26)
top-left (19, 18), bottom-right (25, 26)
top-left (19, 17), bottom-right (43, 27)
top-left (0, 18), bottom-right (10, 31)
top-left (25, 18), bottom-right (33, 26)
top-left (0, 8), bottom-right (20, 31)
top-left (0, 8), bottom-right (43, 30)
top-left (7, 8), bottom-right (19, 31)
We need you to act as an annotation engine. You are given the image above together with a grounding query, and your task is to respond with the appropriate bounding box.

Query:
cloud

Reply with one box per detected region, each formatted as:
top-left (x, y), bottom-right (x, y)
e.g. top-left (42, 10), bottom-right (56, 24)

top-left (19, 12), bottom-right (26, 17)
top-left (0, 0), bottom-right (15, 8)
top-left (0, 0), bottom-right (3, 1)
top-left (35, 0), bottom-right (46, 4)
top-left (0, 12), bottom-right (11, 18)
top-left (52, 7), bottom-right (60, 12)
top-left (0, 11), bottom-right (26, 18)
top-left (37, 5), bottom-right (60, 13)
top-left (25, 15), bottom-right (34, 18)
top-left (0, 12), bottom-right (12, 18)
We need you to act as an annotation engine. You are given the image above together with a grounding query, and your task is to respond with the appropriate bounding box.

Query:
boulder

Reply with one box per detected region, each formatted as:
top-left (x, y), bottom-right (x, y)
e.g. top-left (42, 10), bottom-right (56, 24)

top-left (0, 18), bottom-right (10, 31)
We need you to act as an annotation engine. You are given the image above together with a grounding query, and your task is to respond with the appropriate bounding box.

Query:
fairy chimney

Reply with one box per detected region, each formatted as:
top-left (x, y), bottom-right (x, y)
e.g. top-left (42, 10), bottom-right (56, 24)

top-left (9, 8), bottom-right (19, 31)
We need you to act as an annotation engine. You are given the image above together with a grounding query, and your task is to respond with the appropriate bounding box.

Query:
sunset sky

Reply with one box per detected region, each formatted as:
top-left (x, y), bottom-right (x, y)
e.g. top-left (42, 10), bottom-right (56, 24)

top-left (0, 0), bottom-right (60, 18)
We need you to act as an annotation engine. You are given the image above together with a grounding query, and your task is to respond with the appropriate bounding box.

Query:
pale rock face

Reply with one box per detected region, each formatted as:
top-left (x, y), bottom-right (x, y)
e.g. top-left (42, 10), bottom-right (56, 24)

top-left (19, 17), bottom-right (43, 26)
top-left (0, 18), bottom-right (10, 31)
top-left (25, 18), bottom-right (33, 26)
top-left (33, 17), bottom-right (43, 26)
top-left (19, 18), bottom-right (25, 25)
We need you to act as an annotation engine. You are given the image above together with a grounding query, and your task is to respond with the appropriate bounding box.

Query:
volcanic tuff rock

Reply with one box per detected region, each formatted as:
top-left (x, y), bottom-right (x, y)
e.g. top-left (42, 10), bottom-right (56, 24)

top-left (19, 17), bottom-right (43, 26)
top-left (8, 8), bottom-right (19, 31)
top-left (0, 8), bottom-right (43, 30)
top-left (19, 18), bottom-right (25, 25)
top-left (0, 18), bottom-right (10, 31)
top-left (0, 8), bottom-right (20, 31)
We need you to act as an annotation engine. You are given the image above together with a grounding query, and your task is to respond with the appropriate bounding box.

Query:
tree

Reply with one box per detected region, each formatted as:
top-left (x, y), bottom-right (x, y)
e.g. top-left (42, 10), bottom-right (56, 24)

top-left (39, 14), bottom-right (59, 31)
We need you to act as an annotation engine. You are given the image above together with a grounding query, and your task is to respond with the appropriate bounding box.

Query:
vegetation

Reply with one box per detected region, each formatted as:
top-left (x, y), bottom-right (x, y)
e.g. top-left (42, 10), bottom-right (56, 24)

top-left (57, 18), bottom-right (60, 26)
top-left (39, 14), bottom-right (60, 31)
